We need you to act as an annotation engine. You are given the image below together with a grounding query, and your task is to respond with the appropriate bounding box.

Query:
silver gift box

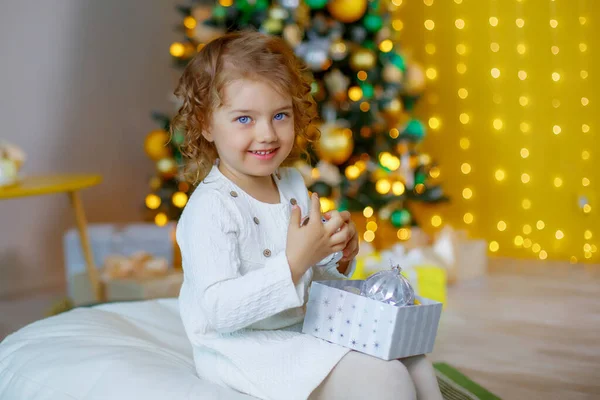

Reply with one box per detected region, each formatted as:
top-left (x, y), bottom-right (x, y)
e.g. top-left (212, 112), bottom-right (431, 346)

top-left (302, 280), bottom-right (442, 361)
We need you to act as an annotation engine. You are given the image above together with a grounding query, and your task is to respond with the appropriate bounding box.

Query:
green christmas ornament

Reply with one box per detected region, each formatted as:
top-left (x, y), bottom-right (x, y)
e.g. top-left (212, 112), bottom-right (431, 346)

top-left (364, 14), bottom-right (383, 33)
top-left (212, 5), bottom-right (227, 20)
top-left (402, 119), bottom-right (426, 140)
top-left (391, 52), bottom-right (406, 71)
top-left (415, 172), bottom-right (427, 185)
top-left (390, 209), bottom-right (412, 228)
top-left (305, 0), bottom-right (329, 9)
top-left (360, 83), bottom-right (375, 99)
top-left (256, 0), bottom-right (269, 10)
top-left (235, 0), bottom-right (252, 13)
top-left (363, 40), bottom-right (376, 51)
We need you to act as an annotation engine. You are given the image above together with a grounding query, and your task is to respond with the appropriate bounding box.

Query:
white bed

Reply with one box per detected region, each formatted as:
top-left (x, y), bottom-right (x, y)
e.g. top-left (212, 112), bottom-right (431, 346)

top-left (0, 299), bottom-right (255, 400)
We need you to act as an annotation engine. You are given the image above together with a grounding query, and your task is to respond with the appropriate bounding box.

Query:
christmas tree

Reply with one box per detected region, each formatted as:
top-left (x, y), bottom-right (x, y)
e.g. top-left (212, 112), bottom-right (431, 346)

top-left (144, 0), bottom-right (447, 241)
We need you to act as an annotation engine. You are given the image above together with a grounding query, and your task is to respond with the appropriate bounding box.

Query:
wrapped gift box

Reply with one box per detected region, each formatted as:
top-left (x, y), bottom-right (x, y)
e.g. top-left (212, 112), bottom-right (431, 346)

top-left (401, 265), bottom-right (446, 305)
top-left (63, 223), bottom-right (178, 303)
top-left (70, 270), bottom-right (182, 305)
top-left (430, 227), bottom-right (487, 284)
top-left (363, 226), bottom-right (487, 286)
top-left (302, 280), bottom-right (442, 361)
top-left (105, 271), bottom-right (183, 302)
top-left (353, 242), bottom-right (447, 305)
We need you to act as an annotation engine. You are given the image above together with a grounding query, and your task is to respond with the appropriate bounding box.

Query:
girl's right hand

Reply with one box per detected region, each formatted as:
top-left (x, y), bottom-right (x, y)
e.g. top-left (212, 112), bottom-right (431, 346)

top-left (286, 193), bottom-right (348, 284)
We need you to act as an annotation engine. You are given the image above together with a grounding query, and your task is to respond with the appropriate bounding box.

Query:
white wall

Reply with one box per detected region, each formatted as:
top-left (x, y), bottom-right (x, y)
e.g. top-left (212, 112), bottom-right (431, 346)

top-left (0, 0), bottom-right (181, 297)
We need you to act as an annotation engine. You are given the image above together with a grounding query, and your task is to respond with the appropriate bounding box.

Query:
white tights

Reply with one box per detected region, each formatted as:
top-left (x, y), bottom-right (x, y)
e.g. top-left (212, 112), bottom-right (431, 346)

top-left (309, 352), bottom-right (443, 400)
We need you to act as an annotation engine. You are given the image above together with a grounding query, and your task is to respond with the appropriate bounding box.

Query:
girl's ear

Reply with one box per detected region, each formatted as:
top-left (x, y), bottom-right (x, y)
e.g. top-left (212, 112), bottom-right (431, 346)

top-left (201, 130), bottom-right (214, 142)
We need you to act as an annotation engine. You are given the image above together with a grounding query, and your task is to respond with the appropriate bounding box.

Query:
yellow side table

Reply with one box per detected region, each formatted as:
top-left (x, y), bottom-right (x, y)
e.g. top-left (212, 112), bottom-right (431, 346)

top-left (0, 175), bottom-right (104, 302)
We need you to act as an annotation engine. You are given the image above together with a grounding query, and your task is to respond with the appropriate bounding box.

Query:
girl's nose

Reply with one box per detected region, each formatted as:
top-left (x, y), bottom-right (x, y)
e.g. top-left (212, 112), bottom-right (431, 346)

top-left (257, 121), bottom-right (278, 143)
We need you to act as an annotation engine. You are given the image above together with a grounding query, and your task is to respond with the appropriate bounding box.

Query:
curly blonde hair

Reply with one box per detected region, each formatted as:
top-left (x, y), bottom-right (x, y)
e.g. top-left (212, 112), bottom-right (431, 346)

top-left (171, 30), bottom-right (319, 184)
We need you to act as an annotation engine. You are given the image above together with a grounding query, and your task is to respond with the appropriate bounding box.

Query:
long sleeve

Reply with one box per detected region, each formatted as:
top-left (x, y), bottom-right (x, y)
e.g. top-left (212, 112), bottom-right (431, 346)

top-left (177, 191), bottom-right (304, 334)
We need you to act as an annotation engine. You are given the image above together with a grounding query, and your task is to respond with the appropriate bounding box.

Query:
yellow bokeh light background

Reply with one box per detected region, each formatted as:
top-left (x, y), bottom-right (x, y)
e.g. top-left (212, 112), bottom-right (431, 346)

top-left (396, 0), bottom-right (598, 263)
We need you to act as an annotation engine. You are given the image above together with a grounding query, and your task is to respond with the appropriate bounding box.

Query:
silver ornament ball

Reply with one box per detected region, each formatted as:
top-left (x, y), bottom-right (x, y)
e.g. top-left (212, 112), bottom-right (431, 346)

top-left (361, 264), bottom-right (415, 306)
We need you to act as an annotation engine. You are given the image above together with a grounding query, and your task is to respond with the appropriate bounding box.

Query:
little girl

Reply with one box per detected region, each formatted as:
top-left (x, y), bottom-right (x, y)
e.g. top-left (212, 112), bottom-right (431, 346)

top-left (174, 31), bottom-right (443, 400)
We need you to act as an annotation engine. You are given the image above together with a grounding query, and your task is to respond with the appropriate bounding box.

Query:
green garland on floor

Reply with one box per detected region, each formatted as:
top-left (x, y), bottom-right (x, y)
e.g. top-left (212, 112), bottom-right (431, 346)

top-left (434, 363), bottom-right (501, 400)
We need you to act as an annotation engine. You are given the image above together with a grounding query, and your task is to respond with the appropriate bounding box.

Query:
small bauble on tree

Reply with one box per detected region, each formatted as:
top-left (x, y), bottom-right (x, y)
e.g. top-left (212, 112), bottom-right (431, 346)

top-left (327, 0), bottom-right (368, 23)
top-left (400, 119), bottom-right (427, 141)
top-left (304, 0), bottom-right (328, 9)
top-left (349, 48), bottom-right (377, 71)
top-left (315, 124), bottom-right (354, 165)
top-left (144, 130), bottom-right (171, 161)
top-left (390, 208), bottom-right (412, 228)
top-left (363, 13), bottom-right (383, 33)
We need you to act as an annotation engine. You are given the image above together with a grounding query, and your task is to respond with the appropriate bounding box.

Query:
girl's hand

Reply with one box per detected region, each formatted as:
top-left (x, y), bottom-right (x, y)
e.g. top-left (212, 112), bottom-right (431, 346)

top-left (325, 210), bottom-right (359, 262)
top-left (286, 194), bottom-right (346, 284)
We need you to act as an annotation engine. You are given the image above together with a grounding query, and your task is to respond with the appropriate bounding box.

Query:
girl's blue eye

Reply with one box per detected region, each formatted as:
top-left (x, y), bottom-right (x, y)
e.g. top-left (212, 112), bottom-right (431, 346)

top-left (274, 113), bottom-right (287, 121)
top-left (237, 116), bottom-right (251, 124)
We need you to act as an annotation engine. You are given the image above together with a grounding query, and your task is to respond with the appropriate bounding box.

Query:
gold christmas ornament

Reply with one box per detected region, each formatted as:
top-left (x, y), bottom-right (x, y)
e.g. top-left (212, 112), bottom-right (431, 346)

top-left (381, 98), bottom-right (403, 124)
top-left (144, 130), bottom-right (171, 161)
top-left (316, 125), bottom-right (354, 165)
top-left (350, 48), bottom-right (376, 71)
top-left (327, 0), bottom-right (368, 24)
top-left (283, 24), bottom-right (303, 48)
top-left (330, 39), bottom-right (349, 61)
top-left (293, 2), bottom-right (311, 28)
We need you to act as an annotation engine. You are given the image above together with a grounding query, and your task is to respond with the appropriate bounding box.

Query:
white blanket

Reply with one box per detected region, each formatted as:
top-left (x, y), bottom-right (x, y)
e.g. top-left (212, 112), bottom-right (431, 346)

top-left (0, 299), bottom-right (255, 400)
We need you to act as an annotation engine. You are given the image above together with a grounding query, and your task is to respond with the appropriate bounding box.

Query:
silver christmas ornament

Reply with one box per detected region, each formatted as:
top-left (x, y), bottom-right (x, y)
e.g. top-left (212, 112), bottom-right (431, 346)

top-left (280, 0), bottom-right (300, 9)
top-left (295, 37), bottom-right (331, 71)
top-left (361, 263), bottom-right (415, 306)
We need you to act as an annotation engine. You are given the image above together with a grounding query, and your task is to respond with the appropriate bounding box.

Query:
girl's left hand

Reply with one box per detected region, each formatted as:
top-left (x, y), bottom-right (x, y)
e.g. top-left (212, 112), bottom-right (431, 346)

top-left (324, 210), bottom-right (359, 262)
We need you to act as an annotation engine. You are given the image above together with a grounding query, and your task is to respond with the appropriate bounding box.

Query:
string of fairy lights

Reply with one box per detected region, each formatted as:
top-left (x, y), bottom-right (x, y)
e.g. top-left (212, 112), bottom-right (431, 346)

top-left (454, 0), bottom-right (474, 237)
top-left (577, 0), bottom-right (595, 261)
top-left (422, 0), bottom-right (444, 233)
top-left (512, 0), bottom-right (533, 256)
top-left (411, 0), bottom-right (596, 262)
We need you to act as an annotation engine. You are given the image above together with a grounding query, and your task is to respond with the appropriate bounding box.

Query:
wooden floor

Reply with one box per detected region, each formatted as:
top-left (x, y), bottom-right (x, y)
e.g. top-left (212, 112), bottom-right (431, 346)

top-left (1, 258), bottom-right (600, 399)
top-left (430, 258), bottom-right (600, 400)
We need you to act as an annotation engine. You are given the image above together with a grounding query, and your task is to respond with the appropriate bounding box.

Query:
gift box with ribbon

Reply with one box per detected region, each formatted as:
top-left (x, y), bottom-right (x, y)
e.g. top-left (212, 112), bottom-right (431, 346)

top-left (64, 223), bottom-right (181, 304)
top-left (353, 226), bottom-right (487, 287)
top-left (303, 279), bottom-right (442, 360)
top-left (69, 251), bottom-right (182, 305)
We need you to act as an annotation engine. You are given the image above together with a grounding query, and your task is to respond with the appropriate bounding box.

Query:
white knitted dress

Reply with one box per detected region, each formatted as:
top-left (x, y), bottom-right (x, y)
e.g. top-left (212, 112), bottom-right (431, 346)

top-left (177, 165), bottom-right (356, 400)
